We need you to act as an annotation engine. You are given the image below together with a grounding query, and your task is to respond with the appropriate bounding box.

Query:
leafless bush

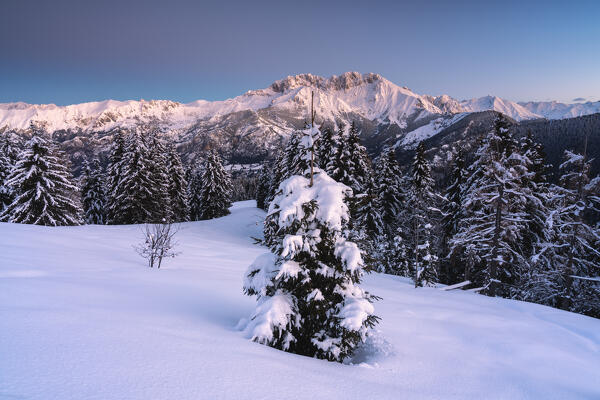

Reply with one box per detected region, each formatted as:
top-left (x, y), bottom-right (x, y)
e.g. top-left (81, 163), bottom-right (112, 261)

top-left (134, 222), bottom-right (180, 268)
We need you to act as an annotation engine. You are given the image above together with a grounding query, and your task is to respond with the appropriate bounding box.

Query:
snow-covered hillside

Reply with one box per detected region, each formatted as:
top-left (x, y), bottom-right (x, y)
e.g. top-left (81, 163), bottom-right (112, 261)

top-left (1, 201), bottom-right (599, 400)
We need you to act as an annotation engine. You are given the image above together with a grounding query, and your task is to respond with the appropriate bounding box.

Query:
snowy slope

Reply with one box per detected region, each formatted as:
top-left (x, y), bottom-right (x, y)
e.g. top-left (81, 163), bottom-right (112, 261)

top-left (1, 201), bottom-right (599, 400)
top-left (397, 113), bottom-right (469, 149)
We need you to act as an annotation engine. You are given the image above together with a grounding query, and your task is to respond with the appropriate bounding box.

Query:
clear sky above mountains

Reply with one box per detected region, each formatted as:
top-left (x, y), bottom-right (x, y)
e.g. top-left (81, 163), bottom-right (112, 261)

top-left (1, 0), bottom-right (599, 105)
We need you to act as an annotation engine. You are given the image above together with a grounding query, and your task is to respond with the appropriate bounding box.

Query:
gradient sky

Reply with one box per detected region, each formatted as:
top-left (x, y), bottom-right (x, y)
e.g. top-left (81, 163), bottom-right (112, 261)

top-left (1, 0), bottom-right (599, 105)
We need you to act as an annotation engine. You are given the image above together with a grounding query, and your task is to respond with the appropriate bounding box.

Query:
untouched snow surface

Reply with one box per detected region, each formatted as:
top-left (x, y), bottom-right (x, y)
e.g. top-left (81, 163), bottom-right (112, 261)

top-left (1, 201), bottom-right (599, 400)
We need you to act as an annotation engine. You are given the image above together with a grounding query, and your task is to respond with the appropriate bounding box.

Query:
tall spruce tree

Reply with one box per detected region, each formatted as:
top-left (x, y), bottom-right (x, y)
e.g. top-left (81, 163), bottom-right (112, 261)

top-left (0, 135), bottom-right (22, 210)
top-left (165, 142), bottom-right (189, 222)
top-left (0, 134), bottom-right (82, 226)
top-left (408, 142), bottom-right (439, 287)
top-left (81, 158), bottom-right (106, 225)
top-left (343, 121), bottom-right (371, 194)
top-left (145, 131), bottom-right (172, 222)
top-left (440, 148), bottom-right (467, 283)
top-left (449, 115), bottom-right (533, 296)
top-left (188, 160), bottom-right (204, 221)
top-left (255, 162), bottom-right (272, 211)
top-left (550, 150), bottom-right (600, 315)
top-left (198, 150), bottom-right (233, 220)
top-left (375, 147), bottom-right (404, 235)
top-left (107, 131), bottom-right (156, 224)
top-left (105, 131), bottom-right (127, 224)
top-left (317, 125), bottom-right (339, 176)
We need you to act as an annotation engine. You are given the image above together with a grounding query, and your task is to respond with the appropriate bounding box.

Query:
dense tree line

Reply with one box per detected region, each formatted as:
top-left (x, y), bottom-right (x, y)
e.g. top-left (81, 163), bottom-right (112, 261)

top-left (0, 125), bottom-right (233, 226)
top-left (1, 117), bottom-right (598, 319)
top-left (255, 115), bottom-right (600, 318)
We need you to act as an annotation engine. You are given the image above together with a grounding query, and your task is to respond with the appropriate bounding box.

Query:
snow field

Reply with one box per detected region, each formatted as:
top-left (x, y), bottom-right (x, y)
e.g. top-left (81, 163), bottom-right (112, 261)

top-left (1, 201), bottom-right (599, 399)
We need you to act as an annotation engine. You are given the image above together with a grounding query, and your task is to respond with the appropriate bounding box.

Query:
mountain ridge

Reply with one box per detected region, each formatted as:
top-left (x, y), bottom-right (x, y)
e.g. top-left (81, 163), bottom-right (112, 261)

top-left (1, 72), bottom-right (599, 170)
top-left (2, 71), bottom-right (599, 135)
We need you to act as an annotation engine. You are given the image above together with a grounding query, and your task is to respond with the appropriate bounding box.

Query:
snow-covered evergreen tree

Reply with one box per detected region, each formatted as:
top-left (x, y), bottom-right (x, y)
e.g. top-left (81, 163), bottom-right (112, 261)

top-left (449, 115), bottom-right (532, 296)
top-left (187, 160), bottom-right (204, 221)
top-left (243, 166), bottom-right (379, 362)
top-left (81, 158), bottom-right (106, 224)
top-left (548, 150), bottom-right (600, 315)
top-left (107, 131), bottom-right (156, 224)
top-left (440, 148), bottom-right (467, 283)
top-left (342, 122), bottom-right (371, 194)
top-left (317, 125), bottom-right (339, 176)
top-left (255, 162), bottom-right (272, 211)
top-left (145, 131), bottom-right (172, 222)
top-left (408, 142), bottom-right (439, 287)
top-left (105, 131), bottom-right (127, 224)
top-left (0, 137), bottom-right (17, 210)
top-left (1, 134), bottom-right (23, 210)
top-left (165, 142), bottom-right (189, 222)
top-left (374, 147), bottom-right (404, 235)
top-left (0, 134), bottom-right (82, 226)
top-left (198, 150), bottom-right (232, 220)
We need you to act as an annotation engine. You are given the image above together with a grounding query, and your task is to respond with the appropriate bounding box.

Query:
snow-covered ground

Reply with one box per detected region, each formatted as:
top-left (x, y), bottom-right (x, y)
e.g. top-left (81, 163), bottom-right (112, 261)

top-left (1, 201), bottom-right (599, 400)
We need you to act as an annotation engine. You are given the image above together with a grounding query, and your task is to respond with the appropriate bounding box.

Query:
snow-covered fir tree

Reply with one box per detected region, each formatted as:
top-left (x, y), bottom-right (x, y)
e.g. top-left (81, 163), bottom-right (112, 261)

top-left (105, 131), bottom-right (127, 224)
top-left (106, 131), bottom-right (157, 224)
top-left (81, 158), bottom-right (106, 225)
top-left (165, 142), bottom-right (189, 222)
top-left (517, 131), bottom-right (552, 262)
top-left (255, 162), bottom-right (272, 211)
top-left (546, 150), bottom-right (600, 316)
top-left (317, 125), bottom-right (339, 176)
top-left (0, 137), bottom-right (17, 210)
top-left (440, 148), bottom-right (467, 283)
top-left (374, 147), bottom-right (405, 236)
top-left (243, 120), bottom-right (379, 361)
top-left (408, 142), bottom-right (439, 287)
top-left (353, 174), bottom-right (390, 271)
top-left (338, 121), bottom-right (371, 194)
top-left (187, 160), bottom-right (204, 221)
top-left (449, 115), bottom-right (533, 296)
top-left (0, 134), bottom-right (82, 226)
top-left (145, 130), bottom-right (172, 222)
top-left (371, 147), bottom-right (409, 275)
top-left (198, 150), bottom-right (233, 220)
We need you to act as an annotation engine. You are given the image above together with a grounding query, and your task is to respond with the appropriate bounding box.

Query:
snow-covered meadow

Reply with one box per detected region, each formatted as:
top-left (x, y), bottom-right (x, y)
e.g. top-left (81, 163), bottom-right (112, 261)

top-left (1, 201), bottom-right (599, 399)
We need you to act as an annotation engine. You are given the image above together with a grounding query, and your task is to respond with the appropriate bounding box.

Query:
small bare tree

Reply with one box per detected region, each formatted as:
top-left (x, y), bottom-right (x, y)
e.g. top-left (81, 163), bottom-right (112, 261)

top-left (134, 221), bottom-right (180, 268)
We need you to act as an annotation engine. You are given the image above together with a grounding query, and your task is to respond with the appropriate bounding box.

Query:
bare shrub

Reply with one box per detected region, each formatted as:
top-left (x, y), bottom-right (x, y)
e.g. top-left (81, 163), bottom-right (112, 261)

top-left (134, 222), bottom-right (180, 268)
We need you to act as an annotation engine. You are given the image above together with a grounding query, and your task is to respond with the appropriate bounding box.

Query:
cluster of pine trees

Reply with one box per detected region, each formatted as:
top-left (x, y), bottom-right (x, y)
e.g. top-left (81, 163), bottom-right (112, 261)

top-left (0, 125), bottom-right (233, 226)
top-left (255, 116), bottom-right (600, 318)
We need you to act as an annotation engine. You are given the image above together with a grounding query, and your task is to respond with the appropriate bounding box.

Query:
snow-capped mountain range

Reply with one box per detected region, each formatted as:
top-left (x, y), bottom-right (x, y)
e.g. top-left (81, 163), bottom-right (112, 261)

top-left (1, 72), bottom-right (598, 163)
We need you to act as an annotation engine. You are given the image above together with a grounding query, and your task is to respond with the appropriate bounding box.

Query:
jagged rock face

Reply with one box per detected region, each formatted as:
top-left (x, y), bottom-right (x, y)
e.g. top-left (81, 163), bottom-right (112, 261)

top-left (1, 72), bottom-right (599, 172)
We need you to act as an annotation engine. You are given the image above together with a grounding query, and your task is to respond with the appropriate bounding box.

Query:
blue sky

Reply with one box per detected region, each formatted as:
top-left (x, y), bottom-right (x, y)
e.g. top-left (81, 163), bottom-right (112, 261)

top-left (1, 0), bottom-right (599, 105)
